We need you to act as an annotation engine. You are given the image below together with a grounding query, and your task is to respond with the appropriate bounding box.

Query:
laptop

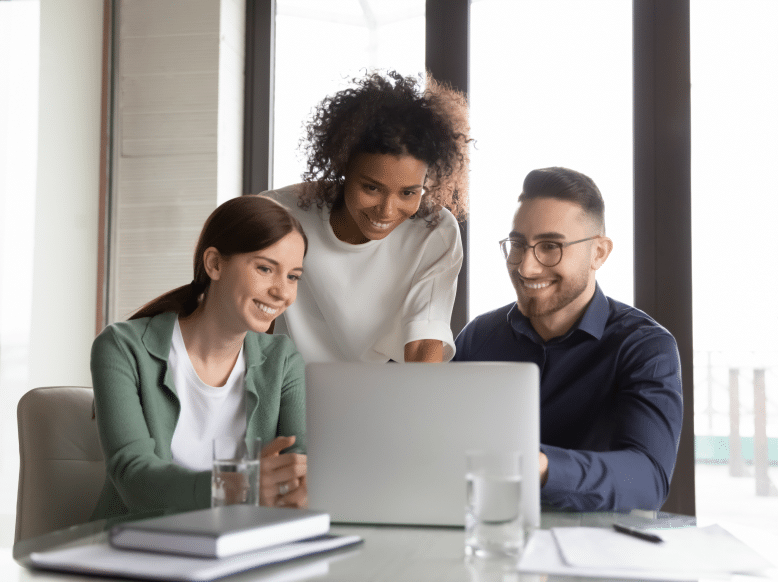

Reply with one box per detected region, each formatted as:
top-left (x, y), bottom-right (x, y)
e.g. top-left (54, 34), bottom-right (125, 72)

top-left (305, 362), bottom-right (540, 530)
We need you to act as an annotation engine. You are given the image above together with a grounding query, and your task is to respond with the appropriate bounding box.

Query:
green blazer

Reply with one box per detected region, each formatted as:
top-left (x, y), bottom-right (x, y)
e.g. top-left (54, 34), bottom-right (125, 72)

top-left (90, 311), bottom-right (306, 520)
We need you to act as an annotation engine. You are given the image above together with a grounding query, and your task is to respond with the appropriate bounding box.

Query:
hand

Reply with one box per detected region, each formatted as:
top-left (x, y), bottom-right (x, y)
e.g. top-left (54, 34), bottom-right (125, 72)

top-left (539, 451), bottom-right (549, 487)
top-left (260, 436), bottom-right (308, 508)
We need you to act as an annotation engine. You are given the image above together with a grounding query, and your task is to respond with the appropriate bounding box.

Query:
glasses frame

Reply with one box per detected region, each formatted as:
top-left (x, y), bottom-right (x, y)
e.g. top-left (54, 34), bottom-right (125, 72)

top-left (498, 235), bottom-right (601, 267)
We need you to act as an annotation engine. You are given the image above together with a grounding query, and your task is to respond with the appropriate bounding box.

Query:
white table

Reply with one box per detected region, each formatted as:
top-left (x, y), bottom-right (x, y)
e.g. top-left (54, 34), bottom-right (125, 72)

top-left (8, 511), bottom-right (774, 581)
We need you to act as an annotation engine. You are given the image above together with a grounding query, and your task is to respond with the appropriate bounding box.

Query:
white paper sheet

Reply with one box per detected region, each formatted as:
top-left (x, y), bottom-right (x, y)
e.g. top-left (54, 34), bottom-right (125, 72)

top-left (519, 526), bottom-right (774, 581)
top-left (552, 524), bottom-right (773, 576)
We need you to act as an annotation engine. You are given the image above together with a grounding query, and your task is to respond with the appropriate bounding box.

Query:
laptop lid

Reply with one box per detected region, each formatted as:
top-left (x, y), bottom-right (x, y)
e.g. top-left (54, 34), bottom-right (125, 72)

top-left (306, 362), bottom-right (540, 530)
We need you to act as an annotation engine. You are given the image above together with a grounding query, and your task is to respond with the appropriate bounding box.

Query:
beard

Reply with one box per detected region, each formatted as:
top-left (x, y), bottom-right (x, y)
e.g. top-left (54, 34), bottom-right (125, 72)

top-left (513, 268), bottom-right (590, 318)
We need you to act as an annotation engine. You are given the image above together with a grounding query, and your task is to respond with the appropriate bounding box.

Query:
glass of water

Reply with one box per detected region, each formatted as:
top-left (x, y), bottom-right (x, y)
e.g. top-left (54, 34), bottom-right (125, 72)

top-left (212, 437), bottom-right (261, 507)
top-left (465, 450), bottom-right (523, 558)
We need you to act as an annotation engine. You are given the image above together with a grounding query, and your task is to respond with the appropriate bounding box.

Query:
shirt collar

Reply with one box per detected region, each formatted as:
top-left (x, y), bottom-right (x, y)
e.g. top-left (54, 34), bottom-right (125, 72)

top-left (507, 283), bottom-right (609, 344)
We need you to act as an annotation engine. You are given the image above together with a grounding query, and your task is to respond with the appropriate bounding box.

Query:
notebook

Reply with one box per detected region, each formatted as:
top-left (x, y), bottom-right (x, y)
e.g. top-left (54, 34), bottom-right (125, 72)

top-left (110, 505), bottom-right (330, 558)
top-left (305, 362), bottom-right (540, 530)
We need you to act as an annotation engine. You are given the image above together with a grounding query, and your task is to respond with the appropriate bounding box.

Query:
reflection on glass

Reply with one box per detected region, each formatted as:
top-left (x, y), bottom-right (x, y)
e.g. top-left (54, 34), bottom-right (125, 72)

top-left (273, 0), bottom-right (425, 189)
top-left (469, 0), bottom-right (633, 319)
top-left (691, 0), bottom-right (778, 532)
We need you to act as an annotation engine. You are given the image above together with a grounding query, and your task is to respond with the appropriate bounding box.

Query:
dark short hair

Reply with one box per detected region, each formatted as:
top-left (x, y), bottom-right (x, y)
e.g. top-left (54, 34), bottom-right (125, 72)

top-left (130, 196), bottom-right (307, 320)
top-left (519, 167), bottom-right (605, 232)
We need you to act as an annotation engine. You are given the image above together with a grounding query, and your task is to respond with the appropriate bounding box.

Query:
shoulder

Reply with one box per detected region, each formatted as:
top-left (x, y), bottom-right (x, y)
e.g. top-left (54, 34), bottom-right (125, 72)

top-left (91, 313), bottom-right (176, 362)
top-left (604, 296), bottom-right (679, 365)
top-left (455, 303), bottom-right (514, 360)
top-left (606, 297), bottom-right (676, 343)
top-left (419, 207), bottom-right (460, 244)
top-left (92, 317), bottom-right (151, 352)
top-left (260, 183), bottom-right (313, 211)
top-left (396, 208), bottom-right (462, 259)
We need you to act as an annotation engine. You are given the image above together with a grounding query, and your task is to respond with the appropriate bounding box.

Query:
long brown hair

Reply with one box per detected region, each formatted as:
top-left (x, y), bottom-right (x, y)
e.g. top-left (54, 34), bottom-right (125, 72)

top-left (129, 196), bottom-right (308, 320)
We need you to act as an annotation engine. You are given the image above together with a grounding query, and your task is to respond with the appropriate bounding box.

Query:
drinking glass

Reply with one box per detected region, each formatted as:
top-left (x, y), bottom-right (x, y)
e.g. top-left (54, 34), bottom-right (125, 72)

top-left (211, 437), bottom-right (261, 507)
top-left (465, 450), bottom-right (523, 558)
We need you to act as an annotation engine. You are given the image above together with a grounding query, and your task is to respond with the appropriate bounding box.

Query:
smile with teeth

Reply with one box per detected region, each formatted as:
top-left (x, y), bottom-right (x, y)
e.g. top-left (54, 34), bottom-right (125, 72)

top-left (522, 280), bottom-right (553, 290)
top-left (368, 216), bottom-right (393, 229)
top-left (254, 300), bottom-right (279, 315)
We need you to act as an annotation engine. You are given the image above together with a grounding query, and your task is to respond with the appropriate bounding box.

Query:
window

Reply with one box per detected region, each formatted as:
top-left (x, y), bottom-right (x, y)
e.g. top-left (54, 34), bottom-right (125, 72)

top-left (273, 0), bottom-right (425, 189)
top-left (469, 0), bottom-right (633, 318)
top-left (691, 0), bottom-right (778, 530)
top-left (0, 0), bottom-right (40, 517)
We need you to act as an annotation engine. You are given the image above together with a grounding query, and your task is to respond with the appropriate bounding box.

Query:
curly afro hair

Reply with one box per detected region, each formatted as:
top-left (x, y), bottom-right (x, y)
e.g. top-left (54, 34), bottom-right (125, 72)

top-left (298, 70), bottom-right (471, 226)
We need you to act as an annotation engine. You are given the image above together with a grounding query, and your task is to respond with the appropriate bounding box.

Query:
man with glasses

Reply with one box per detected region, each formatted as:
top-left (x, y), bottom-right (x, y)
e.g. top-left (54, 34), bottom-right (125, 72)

top-left (454, 167), bottom-right (683, 512)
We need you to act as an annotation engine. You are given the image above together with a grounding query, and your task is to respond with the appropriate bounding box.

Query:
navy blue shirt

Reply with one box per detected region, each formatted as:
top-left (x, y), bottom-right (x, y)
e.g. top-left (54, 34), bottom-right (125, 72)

top-left (454, 285), bottom-right (683, 512)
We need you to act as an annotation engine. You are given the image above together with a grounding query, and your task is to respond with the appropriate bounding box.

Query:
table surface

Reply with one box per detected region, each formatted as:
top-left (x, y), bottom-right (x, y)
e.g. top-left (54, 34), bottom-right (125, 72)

top-left (7, 510), bottom-right (773, 582)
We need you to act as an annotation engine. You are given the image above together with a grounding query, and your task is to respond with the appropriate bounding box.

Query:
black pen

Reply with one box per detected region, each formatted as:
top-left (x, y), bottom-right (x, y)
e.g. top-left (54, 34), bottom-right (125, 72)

top-left (612, 523), bottom-right (664, 543)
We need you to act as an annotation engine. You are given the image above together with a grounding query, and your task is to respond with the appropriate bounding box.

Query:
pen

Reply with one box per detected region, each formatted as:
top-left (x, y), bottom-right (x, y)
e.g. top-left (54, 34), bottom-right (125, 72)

top-left (612, 523), bottom-right (664, 543)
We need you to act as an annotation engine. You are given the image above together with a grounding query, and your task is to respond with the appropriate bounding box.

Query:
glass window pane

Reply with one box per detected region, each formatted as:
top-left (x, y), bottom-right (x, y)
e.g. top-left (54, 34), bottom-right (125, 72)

top-left (0, 0), bottom-right (40, 516)
top-left (273, 0), bottom-right (425, 189)
top-left (691, 0), bottom-right (778, 532)
top-left (469, 0), bottom-right (633, 319)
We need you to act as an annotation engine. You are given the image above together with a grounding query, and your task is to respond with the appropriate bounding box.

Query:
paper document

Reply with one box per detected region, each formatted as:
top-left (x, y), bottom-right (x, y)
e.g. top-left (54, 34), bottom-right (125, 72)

top-left (519, 525), bottom-right (774, 581)
top-left (552, 524), bottom-right (773, 576)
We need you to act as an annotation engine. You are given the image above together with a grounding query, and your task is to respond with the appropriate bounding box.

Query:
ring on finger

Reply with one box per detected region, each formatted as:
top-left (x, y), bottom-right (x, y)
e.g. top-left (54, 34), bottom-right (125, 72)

top-left (278, 482), bottom-right (290, 496)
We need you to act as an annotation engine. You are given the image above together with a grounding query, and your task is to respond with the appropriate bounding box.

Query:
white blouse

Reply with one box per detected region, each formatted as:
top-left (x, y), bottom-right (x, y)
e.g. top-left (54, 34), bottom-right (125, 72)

top-left (265, 184), bottom-right (463, 363)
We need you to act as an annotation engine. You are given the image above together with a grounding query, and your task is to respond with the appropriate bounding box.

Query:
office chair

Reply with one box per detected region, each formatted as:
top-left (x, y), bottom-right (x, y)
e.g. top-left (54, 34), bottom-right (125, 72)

top-left (15, 386), bottom-right (105, 543)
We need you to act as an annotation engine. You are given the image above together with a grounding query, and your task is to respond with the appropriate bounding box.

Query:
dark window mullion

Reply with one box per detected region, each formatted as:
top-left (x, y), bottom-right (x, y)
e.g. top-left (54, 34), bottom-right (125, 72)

top-left (426, 0), bottom-right (471, 337)
top-left (634, 0), bottom-right (695, 516)
top-left (243, 0), bottom-right (275, 195)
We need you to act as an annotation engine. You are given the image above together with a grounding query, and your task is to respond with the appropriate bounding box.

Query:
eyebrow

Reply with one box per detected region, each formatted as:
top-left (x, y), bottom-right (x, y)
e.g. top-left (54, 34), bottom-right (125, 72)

top-left (253, 255), bottom-right (304, 272)
top-left (508, 231), bottom-right (567, 241)
top-left (358, 174), bottom-right (424, 190)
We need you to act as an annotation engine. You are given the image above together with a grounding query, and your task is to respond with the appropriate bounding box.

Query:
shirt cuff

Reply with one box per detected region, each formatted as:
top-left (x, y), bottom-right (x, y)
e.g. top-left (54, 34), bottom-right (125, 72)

top-left (539, 444), bottom-right (576, 506)
top-left (403, 320), bottom-right (456, 362)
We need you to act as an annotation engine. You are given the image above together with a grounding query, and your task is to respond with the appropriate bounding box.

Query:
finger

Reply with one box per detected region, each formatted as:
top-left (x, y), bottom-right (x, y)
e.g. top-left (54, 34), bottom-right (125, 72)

top-left (261, 435), bottom-right (296, 458)
top-left (261, 452), bottom-right (307, 472)
top-left (277, 478), bottom-right (308, 508)
top-left (264, 461), bottom-right (307, 485)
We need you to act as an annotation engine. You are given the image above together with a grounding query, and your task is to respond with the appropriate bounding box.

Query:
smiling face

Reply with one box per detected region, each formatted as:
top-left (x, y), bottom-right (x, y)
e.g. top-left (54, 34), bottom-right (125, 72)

top-left (330, 152), bottom-right (428, 244)
top-left (508, 197), bottom-right (611, 337)
top-left (205, 232), bottom-right (306, 334)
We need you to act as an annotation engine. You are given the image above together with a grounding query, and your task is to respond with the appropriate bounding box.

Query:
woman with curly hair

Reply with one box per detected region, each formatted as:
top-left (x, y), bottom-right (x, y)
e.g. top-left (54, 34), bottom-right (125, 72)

top-left (262, 71), bottom-right (470, 363)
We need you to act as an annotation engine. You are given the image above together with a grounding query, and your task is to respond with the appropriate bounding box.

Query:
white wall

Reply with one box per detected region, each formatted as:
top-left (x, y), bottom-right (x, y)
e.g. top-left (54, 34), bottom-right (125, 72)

top-left (28, 0), bottom-right (103, 388)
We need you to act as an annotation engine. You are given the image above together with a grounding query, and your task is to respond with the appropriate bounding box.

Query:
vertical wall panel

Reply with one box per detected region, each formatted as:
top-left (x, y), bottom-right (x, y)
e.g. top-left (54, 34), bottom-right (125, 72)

top-left (109, 0), bottom-right (245, 323)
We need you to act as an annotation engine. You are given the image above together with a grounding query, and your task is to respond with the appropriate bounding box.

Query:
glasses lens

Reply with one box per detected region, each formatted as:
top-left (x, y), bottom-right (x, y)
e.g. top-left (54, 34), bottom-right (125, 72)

top-left (502, 240), bottom-right (525, 263)
top-left (534, 242), bottom-right (562, 266)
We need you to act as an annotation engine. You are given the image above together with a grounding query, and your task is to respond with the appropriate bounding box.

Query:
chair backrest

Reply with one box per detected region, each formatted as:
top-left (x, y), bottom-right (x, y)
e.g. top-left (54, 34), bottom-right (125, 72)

top-left (15, 386), bottom-right (105, 543)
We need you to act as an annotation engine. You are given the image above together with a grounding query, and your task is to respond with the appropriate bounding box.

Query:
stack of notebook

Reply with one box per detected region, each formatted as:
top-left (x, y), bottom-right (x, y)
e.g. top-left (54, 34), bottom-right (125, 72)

top-left (31, 506), bottom-right (362, 581)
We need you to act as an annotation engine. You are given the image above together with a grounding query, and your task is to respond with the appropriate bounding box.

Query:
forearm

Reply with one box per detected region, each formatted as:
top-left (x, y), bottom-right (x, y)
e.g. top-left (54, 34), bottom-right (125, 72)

top-left (104, 438), bottom-right (211, 513)
top-left (540, 445), bottom-right (670, 512)
top-left (404, 339), bottom-right (444, 362)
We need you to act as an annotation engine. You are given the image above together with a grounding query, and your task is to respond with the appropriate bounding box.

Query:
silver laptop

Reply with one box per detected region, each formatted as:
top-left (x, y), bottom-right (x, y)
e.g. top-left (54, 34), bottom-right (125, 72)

top-left (305, 362), bottom-right (540, 530)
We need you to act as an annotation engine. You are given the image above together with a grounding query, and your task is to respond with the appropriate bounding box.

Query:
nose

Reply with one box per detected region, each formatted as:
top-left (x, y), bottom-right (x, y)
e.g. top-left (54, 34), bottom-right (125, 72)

top-left (377, 194), bottom-right (396, 218)
top-left (269, 276), bottom-right (295, 302)
top-left (517, 247), bottom-right (544, 278)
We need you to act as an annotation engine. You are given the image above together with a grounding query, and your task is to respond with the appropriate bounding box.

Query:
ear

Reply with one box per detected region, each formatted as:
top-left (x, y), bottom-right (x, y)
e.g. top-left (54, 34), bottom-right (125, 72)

top-left (202, 247), bottom-right (223, 281)
top-left (591, 236), bottom-right (613, 271)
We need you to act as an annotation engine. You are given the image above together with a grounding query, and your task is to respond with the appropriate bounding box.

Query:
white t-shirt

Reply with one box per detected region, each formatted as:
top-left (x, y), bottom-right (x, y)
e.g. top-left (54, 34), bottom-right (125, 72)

top-left (265, 184), bottom-right (463, 363)
top-left (169, 318), bottom-right (247, 471)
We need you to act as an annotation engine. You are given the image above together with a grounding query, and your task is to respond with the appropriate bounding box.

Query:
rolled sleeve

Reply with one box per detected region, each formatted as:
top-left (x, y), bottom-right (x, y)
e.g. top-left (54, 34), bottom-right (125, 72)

top-left (400, 213), bottom-right (463, 362)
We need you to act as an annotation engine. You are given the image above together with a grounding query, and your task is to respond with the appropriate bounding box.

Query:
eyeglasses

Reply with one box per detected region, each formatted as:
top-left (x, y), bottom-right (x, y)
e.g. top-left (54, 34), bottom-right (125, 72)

top-left (498, 236), bottom-right (600, 267)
